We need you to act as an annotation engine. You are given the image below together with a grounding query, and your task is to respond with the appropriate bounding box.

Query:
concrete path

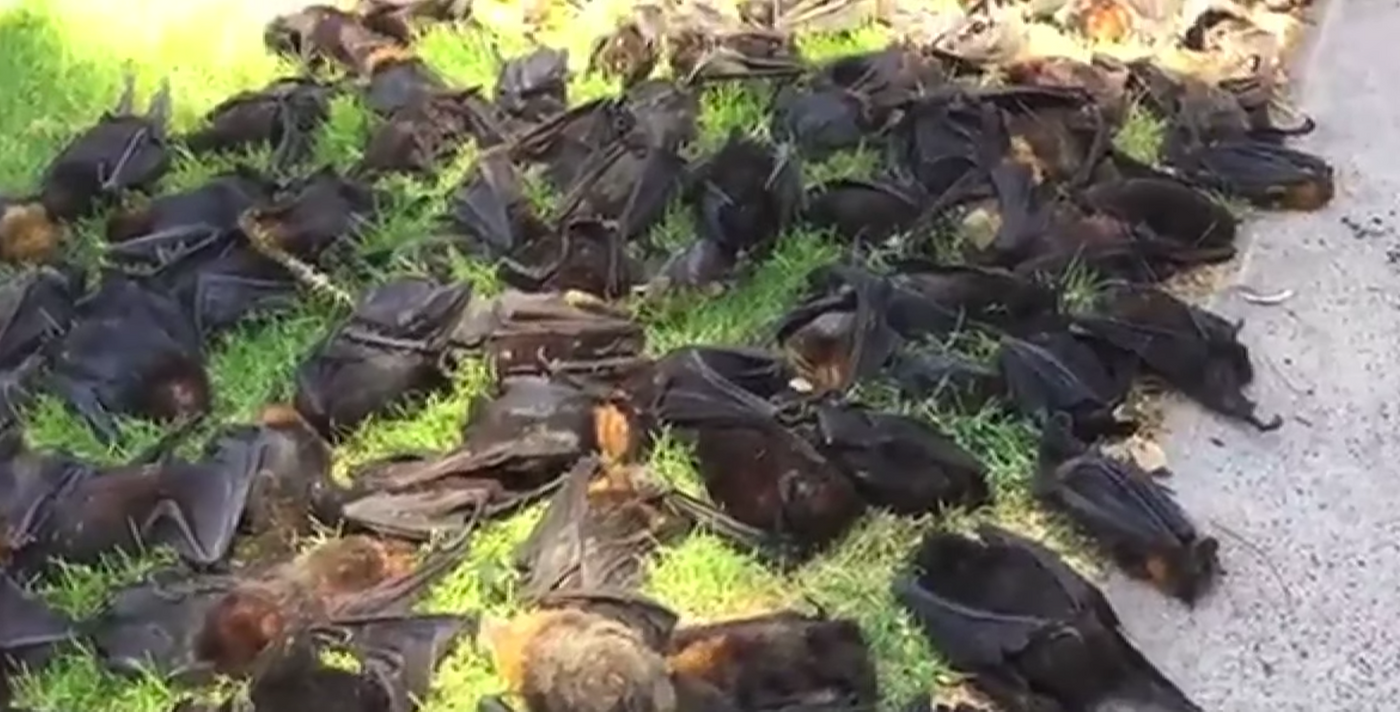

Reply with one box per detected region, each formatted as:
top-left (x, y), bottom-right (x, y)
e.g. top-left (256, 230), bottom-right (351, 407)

top-left (1104, 0), bottom-right (1400, 709)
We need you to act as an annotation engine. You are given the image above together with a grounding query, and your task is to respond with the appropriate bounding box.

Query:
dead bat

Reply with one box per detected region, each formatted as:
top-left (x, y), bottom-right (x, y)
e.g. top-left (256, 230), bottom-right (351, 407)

top-left (358, 88), bottom-right (507, 175)
top-left (996, 330), bottom-right (1137, 440)
top-left (513, 456), bottom-right (691, 600)
top-left (771, 84), bottom-right (876, 158)
top-left (1036, 413), bottom-right (1218, 604)
top-left (886, 347), bottom-right (1007, 411)
top-left (496, 47), bottom-right (570, 123)
top-left (499, 217), bottom-right (637, 299)
top-left (106, 167), bottom-right (277, 245)
top-left (1167, 138), bottom-right (1335, 211)
top-left (1075, 283), bottom-right (1283, 431)
top-left (623, 80), bottom-right (700, 152)
top-left (363, 55), bottom-right (451, 117)
top-left (815, 45), bottom-right (948, 129)
top-left (886, 259), bottom-right (1060, 337)
top-left (356, 0), bottom-right (474, 37)
top-left (774, 265), bottom-right (903, 392)
top-left (649, 346), bottom-right (865, 556)
top-left (336, 376), bottom-right (598, 539)
top-left (886, 91), bottom-right (995, 199)
top-left (509, 98), bottom-right (636, 191)
top-left (667, 610), bottom-right (879, 711)
top-left (893, 524), bottom-right (1205, 712)
top-left (1, 572), bottom-right (75, 703)
top-left (741, 0), bottom-right (882, 34)
top-left (47, 274), bottom-right (210, 442)
top-left (553, 139), bottom-right (688, 243)
top-left (587, 5), bottom-right (666, 89)
top-left (237, 612), bottom-right (474, 712)
top-left (185, 78), bottom-right (335, 171)
top-left (802, 399), bottom-right (990, 514)
top-left (0, 425), bottom-right (271, 571)
top-left (240, 167), bottom-right (375, 262)
top-left (93, 531), bottom-right (471, 682)
top-left (264, 5), bottom-right (404, 77)
top-left (1079, 176), bottom-right (1237, 252)
top-left (0, 197), bottom-right (64, 266)
top-left (1003, 55), bottom-right (1129, 128)
top-left (666, 22), bottom-right (806, 84)
top-left (455, 289), bottom-right (648, 385)
top-left (481, 595), bottom-right (681, 712)
top-left (443, 148), bottom-right (551, 260)
top-left (0, 267), bottom-right (77, 371)
top-left (193, 405), bottom-right (339, 562)
top-left (293, 277), bottom-right (472, 441)
top-left (980, 85), bottom-right (1110, 190)
top-left (646, 237), bottom-right (737, 296)
top-left (689, 134), bottom-right (803, 261)
top-left (36, 73), bottom-right (172, 222)
top-left (803, 176), bottom-right (926, 245)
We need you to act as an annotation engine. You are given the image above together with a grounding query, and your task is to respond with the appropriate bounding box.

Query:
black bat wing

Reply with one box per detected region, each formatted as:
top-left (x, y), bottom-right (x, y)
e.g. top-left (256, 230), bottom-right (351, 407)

top-left (514, 457), bottom-right (599, 600)
top-left (0, 572), bottom-right (75, 665)
top-left (144, 434), bottom-right (263, 566)
top-left (1044, 456), bottom-right (1198, 553)
top-left (336, 613), bottom-right (476, 712)
top-left (91, 569), bottom-right (238, 682)
top-left (617, 146), bottom-right (686, 242)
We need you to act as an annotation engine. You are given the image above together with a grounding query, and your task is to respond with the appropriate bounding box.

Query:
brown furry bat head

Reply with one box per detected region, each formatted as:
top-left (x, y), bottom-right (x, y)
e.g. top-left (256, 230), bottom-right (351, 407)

top-left (196, 588), bottom-right (288, 673)
top-left (0, 201), bottom-right (63, 265)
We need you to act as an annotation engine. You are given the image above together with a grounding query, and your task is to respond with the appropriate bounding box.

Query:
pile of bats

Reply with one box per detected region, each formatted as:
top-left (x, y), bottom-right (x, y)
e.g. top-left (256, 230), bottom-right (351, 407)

top-left (0, 0), bottom-right (1330, 711)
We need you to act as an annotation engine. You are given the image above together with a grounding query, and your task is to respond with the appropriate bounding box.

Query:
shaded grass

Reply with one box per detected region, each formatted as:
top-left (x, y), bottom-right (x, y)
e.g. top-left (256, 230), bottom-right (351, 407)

top-left (0, 3), bottom-right (1167, 712)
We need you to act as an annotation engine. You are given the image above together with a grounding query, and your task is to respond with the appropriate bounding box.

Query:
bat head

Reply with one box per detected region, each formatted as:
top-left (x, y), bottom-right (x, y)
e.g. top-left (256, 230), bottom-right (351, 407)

top-left (1075, 0), bottom-right (1132, 44)
top-left (300, 535), bottom-right (417, 599)
top-left (134, 356), bottom-right (212, 425)
top-left (1147, 536), bottom-right (1221, 605)
top-left (0, 201), bottom-right (63, 265)
top-left (196, 588), bottom-right (287, 673)
top-left (930, 12), bottom-right (1025, 66)
top-left (105, 201), bottom-right (155, 244)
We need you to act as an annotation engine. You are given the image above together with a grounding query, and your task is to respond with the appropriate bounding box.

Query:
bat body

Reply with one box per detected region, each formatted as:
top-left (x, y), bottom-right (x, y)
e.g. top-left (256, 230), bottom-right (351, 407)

top-left (294, 277), bottom-right (471, 441)
top-left (496, 48), bottom-right (570, 123)
top-left (689, 135), bottom-right (803, 262)
top-left (807, 400), bottom-right (991, 514)
top-left (48, 274), bottom-right (210, 441)
top-left (1080, 176), bottom-right (1237, 252)
top-left (650, 347), bottom-right (865, 557)
top-left (106, 168), bottom-right (276, 245)
top-left (365, 56), bottom-right (451, 117)
top-left (38, 75), bottom-right (172, 221)
top-left (772, 84), bottom-right (873, 158)
top-left (359, 89), bottom-right (506, 176)
top-left (338, 376), bottom-right (596, 539)
top-left (1075, 283), bottom-right (1282, 431)
top-left (186, 78), bottom-right (335, 170)
top-left (803, 178), bottom-right (925, 244)
top-left (240, 168), bottom-right (374, 262)
top-left (893, 525), bottom-right (1204, 712)
top-left (996, 330), bottom-right (1136, 439)
top-left (264, 5), bottom-right (403, 77)
top-left (514, 457), bottom-right (689, 600)
top-left (94, 533), bottom-right (468, 681)
top-left (500, 218), bottom-right (635, 299)
top-left (887, 348), bottom-right (1007, 411)
top-left (668, 611), bottom-right (879, 711)
top-left (1168, 138), bottom-right (1334, 211)
top-left (0, 267), bottom-right (77, 371)
top-left (1036, 415), bottom-right (1219, 604)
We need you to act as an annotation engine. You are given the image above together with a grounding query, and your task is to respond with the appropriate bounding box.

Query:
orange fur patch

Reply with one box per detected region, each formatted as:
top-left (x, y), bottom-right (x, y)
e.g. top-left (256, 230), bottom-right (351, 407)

top-left (486, 611), bottom-right (564, 692)
top-left (1144, 554), bottom-right (1173, 590)
top-left (0, 203), bottom-right (61, 264)
top-left (259, 403), bottom-right (307, 429)
top-left (364, 43), bottom-right (417, 75)
top-left (594, 403), bottom-right (633, 464)
top-left (667, 635), bottom-right (730, 680)
top-left (1083, 2), bottom-right (1131, 44)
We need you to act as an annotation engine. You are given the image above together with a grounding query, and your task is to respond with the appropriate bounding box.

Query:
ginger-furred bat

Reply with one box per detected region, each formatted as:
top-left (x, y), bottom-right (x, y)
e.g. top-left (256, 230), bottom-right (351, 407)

top-left (893, 524), bottom-right (1204, 712)
top-left (479, 595), bottom-right (679, 712)
top-left (0, 198), bottom-right (64, 265)
top-left (667, 610), bottom-right (879, 711)
top-left (1036, 413), bottom-right (1219, 604)
top-left (93, 530), bottom-right (472, 682)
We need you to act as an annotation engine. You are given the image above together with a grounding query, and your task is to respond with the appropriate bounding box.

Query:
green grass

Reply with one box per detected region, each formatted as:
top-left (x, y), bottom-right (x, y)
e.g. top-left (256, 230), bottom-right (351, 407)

top-left (0, 1), bottom-right (1166, 711)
